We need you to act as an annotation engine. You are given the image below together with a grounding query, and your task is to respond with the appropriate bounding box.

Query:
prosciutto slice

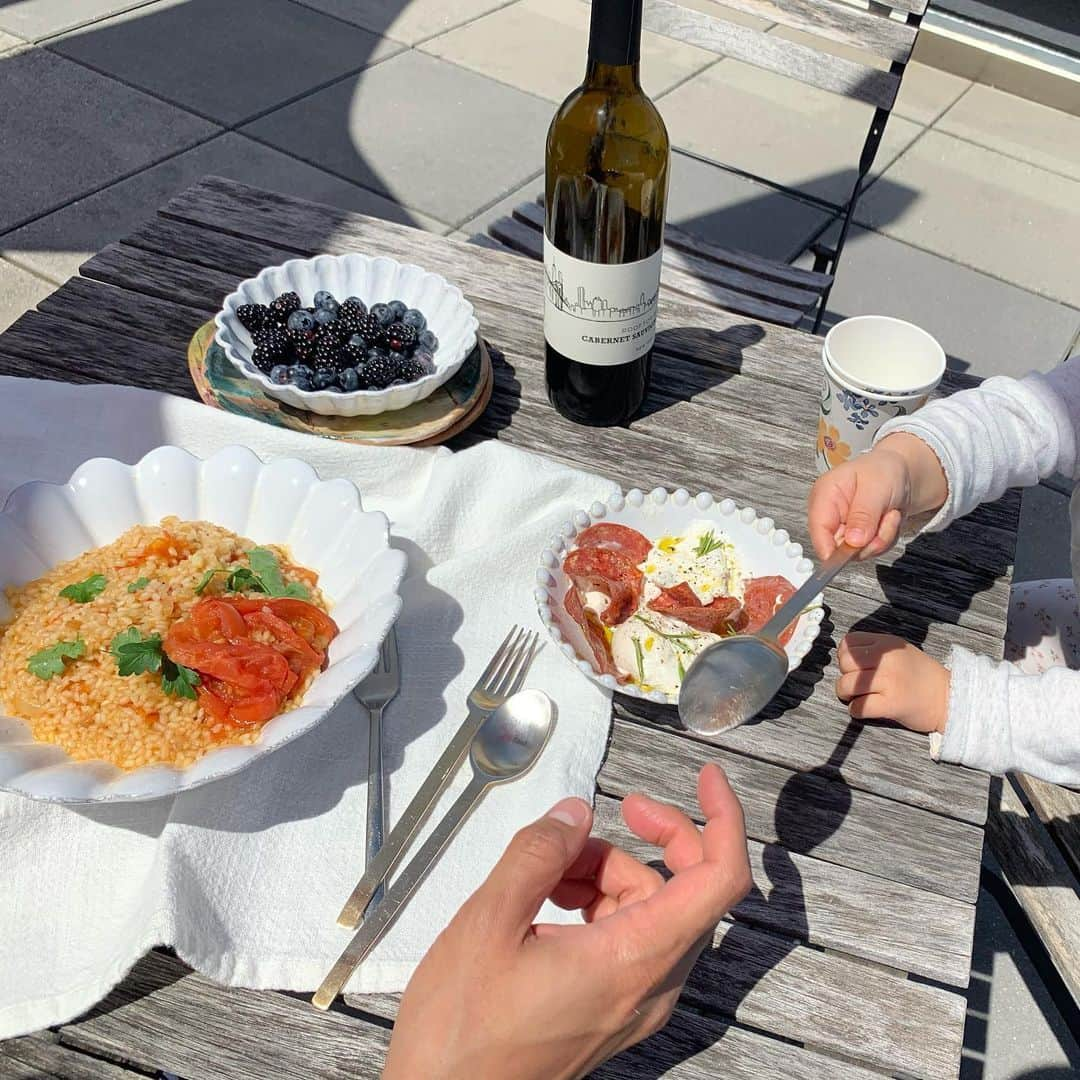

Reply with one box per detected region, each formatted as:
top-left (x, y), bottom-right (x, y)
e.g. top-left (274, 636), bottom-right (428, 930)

top-left (574, 523), bottom-right (652, 565)
top-left (647, 582), bottom-right (743, 635)
top-left (562, 547), bottom-right (643, 627)
top-left (563, 586), bottom-right (629, 683)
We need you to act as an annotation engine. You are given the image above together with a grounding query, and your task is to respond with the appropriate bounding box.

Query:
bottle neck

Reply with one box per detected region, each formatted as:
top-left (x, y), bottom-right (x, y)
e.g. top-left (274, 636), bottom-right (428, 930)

top-left (584, 0), bottom-right (642, 88)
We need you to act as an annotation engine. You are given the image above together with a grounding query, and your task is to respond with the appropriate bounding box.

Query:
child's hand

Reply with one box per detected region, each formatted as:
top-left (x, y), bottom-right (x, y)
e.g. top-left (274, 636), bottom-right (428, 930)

top-left (807, 433), bottom-right (949, 561)
top-left (835, 632), bottom-right (950, 734)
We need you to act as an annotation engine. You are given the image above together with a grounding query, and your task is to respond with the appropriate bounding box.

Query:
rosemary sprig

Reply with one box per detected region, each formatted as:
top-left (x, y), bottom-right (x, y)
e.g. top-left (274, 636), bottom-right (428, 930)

top-left (633, 615), bottom-right (700, 654)
top-left (694, 529), bottom-right (726, 558)
top-left (632, 637), bottom-right (646, 684)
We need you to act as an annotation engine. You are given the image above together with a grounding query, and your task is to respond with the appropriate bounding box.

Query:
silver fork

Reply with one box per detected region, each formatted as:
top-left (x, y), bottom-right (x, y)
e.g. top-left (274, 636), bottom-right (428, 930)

top-left (354, 629), bottom-right (400, 915)
top-left (336, 625), bottom-right (539, 929)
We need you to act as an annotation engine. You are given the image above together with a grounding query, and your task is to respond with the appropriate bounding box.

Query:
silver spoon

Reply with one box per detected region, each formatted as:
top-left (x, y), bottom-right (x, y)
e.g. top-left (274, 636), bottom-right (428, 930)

top-left (312, 687), bottom-right (556, 1010)
top-left (679, 543), bottom-right (858, 735)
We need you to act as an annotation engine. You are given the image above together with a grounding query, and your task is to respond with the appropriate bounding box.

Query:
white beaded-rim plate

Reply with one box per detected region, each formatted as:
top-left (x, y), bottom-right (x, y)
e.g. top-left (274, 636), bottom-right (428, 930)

top-left (535, 487), bottom-right (825, 706)
top-left (0, 445), bottom-right (406, 803)
top-left (215, 253), bottom-right (479, 417)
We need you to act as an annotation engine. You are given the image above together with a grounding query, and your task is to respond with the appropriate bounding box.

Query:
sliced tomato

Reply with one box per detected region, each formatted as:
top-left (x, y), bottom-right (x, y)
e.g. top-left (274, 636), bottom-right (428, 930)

top-left (190, 598), bottom-right (249, 643)
top-left (244, 608), bottom-right (323, 670)
top-left (225, 598), bottom-right (338, 650)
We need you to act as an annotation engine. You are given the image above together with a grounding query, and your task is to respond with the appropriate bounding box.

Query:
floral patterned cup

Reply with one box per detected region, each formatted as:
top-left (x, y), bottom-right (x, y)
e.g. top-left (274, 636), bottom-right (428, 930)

top-left (816, 316), bottom-right (945, 474)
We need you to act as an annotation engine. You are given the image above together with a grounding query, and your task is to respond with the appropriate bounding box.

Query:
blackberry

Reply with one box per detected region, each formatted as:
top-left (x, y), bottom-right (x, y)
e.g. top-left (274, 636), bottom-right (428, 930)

top-left (349, 313), bottom-right (381, 346)
top-left (237, 303), bottom-right (270, 333)
top-left (312, 335), bottom-right (343, 370)
top-left (293, 335), bottom-right (317, 363)
top-left (337, 298), bottom-right (368, 333)
top-left (394, 357), bottom-right (429, 384)
top-left (413, 349), bottom-right (435, 374)
top-left (251, 346), bottom-right (275, 373)
top-left (359, 355), bottom-right (396, 389)
top-left (342, 341), bottom-right (366, 367)
top-left (253, 326), bottom-right (290, 361)
top-left (384, 322), bottom-right (417, 352)
top-left (269, 291), bottom-right (302, 323)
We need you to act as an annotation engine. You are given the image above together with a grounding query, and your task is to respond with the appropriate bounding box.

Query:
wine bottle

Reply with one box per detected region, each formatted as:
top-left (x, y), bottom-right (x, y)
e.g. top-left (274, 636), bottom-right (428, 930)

top-left (543, 0), bottom-right (669, 427)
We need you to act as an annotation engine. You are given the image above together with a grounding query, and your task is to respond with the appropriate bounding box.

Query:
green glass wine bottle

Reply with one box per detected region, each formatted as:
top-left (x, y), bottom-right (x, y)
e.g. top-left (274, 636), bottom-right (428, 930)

top-left (544, 0), bottom-right (670, 427)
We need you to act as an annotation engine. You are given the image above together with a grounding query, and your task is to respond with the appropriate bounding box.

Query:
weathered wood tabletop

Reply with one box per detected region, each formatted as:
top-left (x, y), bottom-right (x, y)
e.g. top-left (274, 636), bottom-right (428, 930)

top-left (0, 177), bottom-right (1018, 1080)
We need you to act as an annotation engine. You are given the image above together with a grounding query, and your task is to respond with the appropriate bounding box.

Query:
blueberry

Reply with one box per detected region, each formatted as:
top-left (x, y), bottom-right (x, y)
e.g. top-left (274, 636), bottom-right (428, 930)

top-left (388, 300), bottom-right (407, 321)
top-left (286, 309), bottom-right (315, 333)
top-left (313, 290), bottom-right (337, 310)
top-left (348, 333), bottom-right (368, 350)
top-left (269, 364), bottom-right (291, 385)
top-left (370, 303), bottom-right (394, 326)
top-left (413, 349), bottom-right (435, 373)
top-left (314, 307), bottom-right (337, 326)
top-left (288, 364), bottom-right (314, 381)
top-left (337, 368), bottom-right (360, 392)
top-left (309, 369), bottom-right (335, 390)
top-left (402, 308), bottom-right (426, 331)
top-left (293, 377), bottom-right (314, 392)
top-left (418, 329), bottom-right (438, 352)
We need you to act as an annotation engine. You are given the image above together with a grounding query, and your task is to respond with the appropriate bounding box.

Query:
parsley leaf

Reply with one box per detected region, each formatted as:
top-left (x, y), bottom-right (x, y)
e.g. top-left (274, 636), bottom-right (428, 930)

top-left (694, 529), bottom-right (726, 558)
top-left (161, 656), bottom-right (200, 699)
top-left (194, 549), bottom-right (309, 600)
top-left (110, 627), bottom-right (164, 676)
top-left (59, 574), bottom-right (107, 603)
top-left (247, 547), bottom-right (310, 599)
top-left (127, 577), bottom-right (151, 593)
top-left (27, 639), bottom-right (86, 680)
top-left (194, 569), bottom-right (222, 595)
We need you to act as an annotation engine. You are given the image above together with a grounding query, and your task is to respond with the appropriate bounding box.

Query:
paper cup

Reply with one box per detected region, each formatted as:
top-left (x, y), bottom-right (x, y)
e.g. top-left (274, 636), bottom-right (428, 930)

top-left (816, 316), bottom-right (945, 475)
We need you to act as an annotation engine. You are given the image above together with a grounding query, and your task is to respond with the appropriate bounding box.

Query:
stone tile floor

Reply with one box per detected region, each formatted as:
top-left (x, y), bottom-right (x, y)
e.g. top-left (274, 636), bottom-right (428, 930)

top-left (0, 1), bottom-right (1078, 1074)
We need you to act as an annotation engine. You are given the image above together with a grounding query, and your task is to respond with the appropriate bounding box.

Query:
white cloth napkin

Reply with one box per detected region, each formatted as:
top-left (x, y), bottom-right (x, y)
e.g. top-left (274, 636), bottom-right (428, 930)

top-left (0, 377), bottom-right (614, 1038)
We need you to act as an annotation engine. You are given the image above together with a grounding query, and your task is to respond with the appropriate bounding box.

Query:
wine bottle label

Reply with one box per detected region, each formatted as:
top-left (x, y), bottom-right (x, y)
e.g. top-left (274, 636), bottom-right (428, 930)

top-left (543, 234), bottom-right (662, 367)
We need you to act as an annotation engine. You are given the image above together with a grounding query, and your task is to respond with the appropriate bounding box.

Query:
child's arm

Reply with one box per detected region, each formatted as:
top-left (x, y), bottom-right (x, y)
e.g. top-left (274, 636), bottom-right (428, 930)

top-left (809, 358), bottom-right (1080, 560)
top-left (878, 358), bottom-right (1079, 533)
top-left (838, 633), bottom-right (1080, 785)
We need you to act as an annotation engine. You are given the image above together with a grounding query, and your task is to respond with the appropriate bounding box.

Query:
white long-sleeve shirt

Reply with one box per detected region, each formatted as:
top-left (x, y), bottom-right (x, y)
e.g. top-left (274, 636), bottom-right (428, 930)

top-left (875, 356), bottom-right (1080, 783)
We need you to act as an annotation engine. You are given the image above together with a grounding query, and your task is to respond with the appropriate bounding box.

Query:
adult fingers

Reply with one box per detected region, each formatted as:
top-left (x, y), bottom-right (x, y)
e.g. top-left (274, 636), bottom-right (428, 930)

top-left (552, 836), bottom-right (664, 915)
top-left (621, 793), bottom-right (703, 874)
top-left (466, 796), bottom-right (593, 944)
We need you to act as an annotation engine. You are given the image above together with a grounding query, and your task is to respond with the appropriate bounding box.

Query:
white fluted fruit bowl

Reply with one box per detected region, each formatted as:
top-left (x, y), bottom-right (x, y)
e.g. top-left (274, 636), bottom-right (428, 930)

top-left (215, 253), bottom-right (479, 416)
top-left (0, 445), bottom-right (406, 803)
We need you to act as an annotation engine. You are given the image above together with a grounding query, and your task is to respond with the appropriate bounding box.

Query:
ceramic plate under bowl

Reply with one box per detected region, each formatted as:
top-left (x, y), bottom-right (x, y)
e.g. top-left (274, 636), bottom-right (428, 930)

top-left (0, 445), bottom-right (406, 803)
top-left (214, 253), bottom-right (479, 417)
top-left (535, 487), bottom-right (824, 707)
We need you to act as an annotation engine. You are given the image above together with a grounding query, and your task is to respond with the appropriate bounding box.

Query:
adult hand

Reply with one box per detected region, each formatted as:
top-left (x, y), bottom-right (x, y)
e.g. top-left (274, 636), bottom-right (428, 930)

top-left (383, 764), bottom-right (751, 1080)
top-left (836, 632), bottom-right (950, 734)
top-left (807, 433), bottom-right (948, 561)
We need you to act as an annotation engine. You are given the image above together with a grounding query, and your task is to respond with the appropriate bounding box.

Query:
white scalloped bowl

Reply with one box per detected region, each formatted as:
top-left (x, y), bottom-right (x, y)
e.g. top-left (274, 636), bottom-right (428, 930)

top-left (215, 253), bottom-right (479, 416)
top-left (535, 488), bottom-right (825, 708)
top-left (0, 446), bottom-right (407, 803)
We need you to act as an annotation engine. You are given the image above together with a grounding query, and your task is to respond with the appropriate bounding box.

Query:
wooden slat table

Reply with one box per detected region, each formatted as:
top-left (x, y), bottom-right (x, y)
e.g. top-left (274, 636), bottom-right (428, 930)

top-left (0, 176), bottom-right (1017, 1080)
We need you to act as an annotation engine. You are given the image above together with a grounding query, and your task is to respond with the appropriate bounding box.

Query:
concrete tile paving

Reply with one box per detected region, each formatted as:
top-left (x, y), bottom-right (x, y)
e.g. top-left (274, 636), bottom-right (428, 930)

top-left (937, 82), bottom-right (1080, 182)
top-left (857, 130), bottom-right (1080, 306)
top-left (420, 0), bottom-right (714, 103)
top-left (243, 50), bottom-right (554, 227)
top-left (0, 259), bottom-right (55, 333)
top-left (291, 0), bottom-right (511, 46)
top-left (799, 225), bottom-right (1080, 380)
top-left (0, 46), bottom-right (216, 234)
top-left (0, 0), bottom-right (150, 41)
top-left (658, 59), bottom-right (924, 207)
top-left (1, 132), bottom-right (448, 286)
top-left (50, 0), bottom-right (402, 125)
